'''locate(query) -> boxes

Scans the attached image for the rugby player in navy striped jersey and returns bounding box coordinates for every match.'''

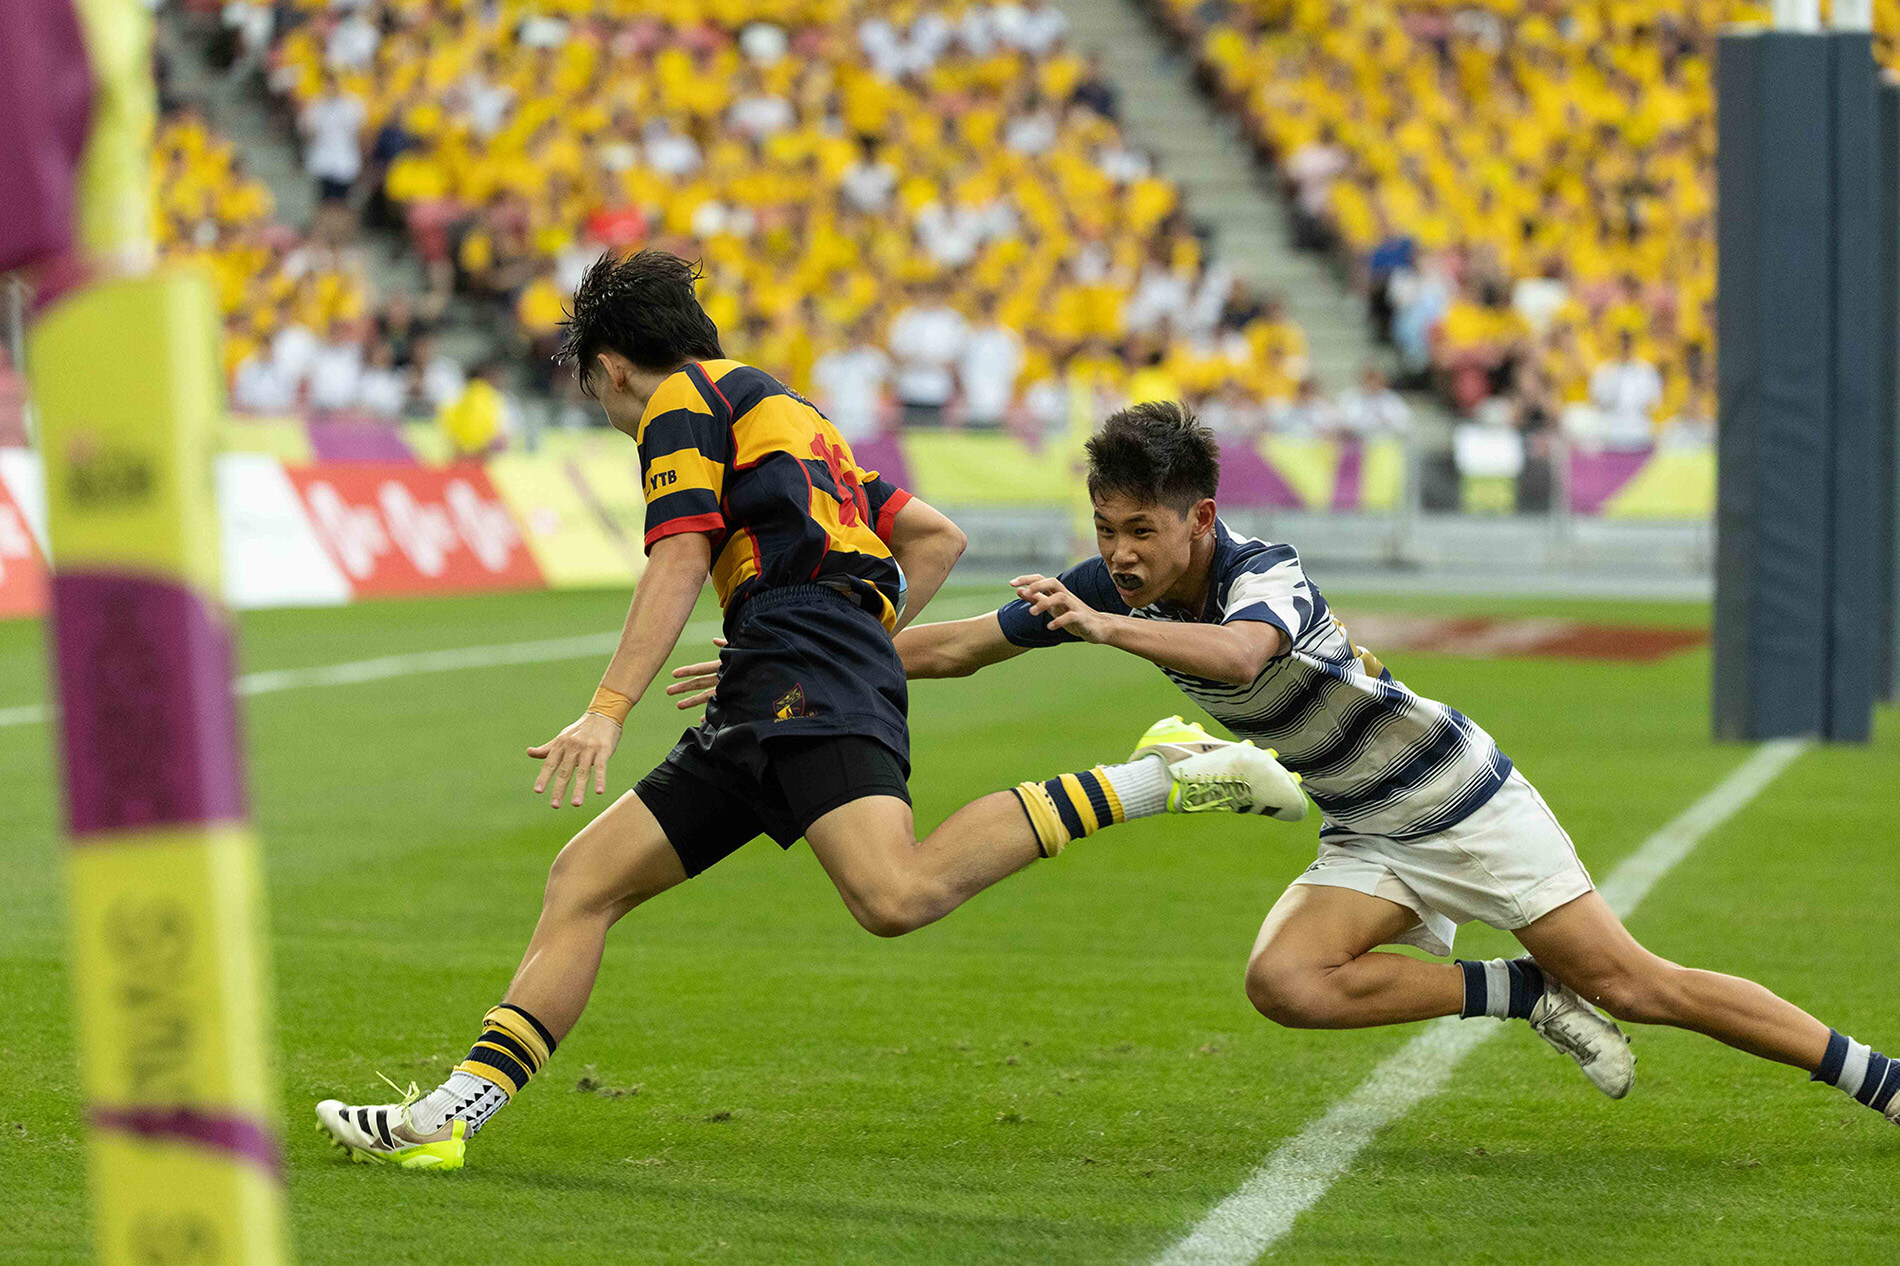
[887,400,1900,1127]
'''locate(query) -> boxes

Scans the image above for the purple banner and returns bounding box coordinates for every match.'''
[851,431,914,497]
[1217,441,1303,509]
[1332,439,1363,512]
[1567,448,1652,515]
[306,417,416,463]
[52,572,248,836]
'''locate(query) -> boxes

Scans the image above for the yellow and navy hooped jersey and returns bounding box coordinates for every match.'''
[638,359,912,631]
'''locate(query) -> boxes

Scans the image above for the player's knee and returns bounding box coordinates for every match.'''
[1245,956,1338,1028]
[543,837,651,922]
[847,881,945,938]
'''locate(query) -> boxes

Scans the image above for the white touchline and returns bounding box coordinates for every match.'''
[0,594,1004,731]
[1155,737,1814,1266]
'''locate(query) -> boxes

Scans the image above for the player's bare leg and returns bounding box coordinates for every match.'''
[1513,892,1900,1116]
[803,729,1310,937]
[504,790,689,1039]
[1242,884,1464,1027]
[317,789,688,1161]
[1245,883,1635,1096]
[1514,892,1833,1068]
[803,793,1043,936]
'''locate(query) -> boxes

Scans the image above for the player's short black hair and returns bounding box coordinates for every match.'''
[556,250,724,395]
[1085,400,1221,515]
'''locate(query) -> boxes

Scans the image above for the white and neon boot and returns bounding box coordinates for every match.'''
[1132,716,1308,822]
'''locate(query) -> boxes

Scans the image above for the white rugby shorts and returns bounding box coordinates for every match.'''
[1289,769,1593,956]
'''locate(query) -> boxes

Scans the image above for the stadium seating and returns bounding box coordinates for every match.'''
[1156,0,1756,439]
[258,0,1318,431]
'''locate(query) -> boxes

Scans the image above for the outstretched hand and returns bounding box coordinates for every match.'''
[528,710,623,808]
[1012,574,1113,643]
[664,637,728,715]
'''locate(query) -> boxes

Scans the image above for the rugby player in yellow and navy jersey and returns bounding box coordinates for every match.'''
[314,251,1305,1169]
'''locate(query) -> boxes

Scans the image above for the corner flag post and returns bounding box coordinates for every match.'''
[22,1,291,1261]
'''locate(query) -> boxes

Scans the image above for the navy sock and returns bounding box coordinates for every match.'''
[1457,958,1546,1020]
[1812,1029,1900,1113]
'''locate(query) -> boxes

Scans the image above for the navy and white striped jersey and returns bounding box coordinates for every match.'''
[995,520,1512,839]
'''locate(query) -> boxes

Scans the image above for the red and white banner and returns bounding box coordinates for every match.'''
[285,463,544,597]
[0,473,47,618]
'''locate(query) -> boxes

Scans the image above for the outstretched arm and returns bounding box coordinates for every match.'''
[529,530,713,807]
[1010,573,1284,686]
[894,612,1030,678]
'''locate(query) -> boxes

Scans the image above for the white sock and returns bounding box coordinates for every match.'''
[1097,754,1172,819]
[408,1070,509,1137]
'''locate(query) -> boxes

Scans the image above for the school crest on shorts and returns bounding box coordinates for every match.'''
[774,684,807,720]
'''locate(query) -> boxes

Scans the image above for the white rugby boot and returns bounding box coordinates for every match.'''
[1131,716,1308,822]
[316,1078,467,1170]
[1526,968,1636,1099]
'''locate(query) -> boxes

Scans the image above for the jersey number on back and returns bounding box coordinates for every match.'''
[811,435,869,528]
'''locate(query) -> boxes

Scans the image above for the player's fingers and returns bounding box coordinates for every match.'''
[676,686,715,710]
[527,742,551,760]
[532,741,564,792]
[1009,574,1047,588]
[571,753,590,806]
[710,636,728,649]
[594,756,608,796]
[548,751,576,807]
[671,659,721,680]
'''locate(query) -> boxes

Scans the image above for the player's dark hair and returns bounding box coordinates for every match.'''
[556,250,724,394]
[1085,400,1221,514]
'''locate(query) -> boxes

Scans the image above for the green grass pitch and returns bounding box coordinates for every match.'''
[3,585,1897,1263]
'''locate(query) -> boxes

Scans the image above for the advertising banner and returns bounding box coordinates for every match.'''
[285,463,544,597]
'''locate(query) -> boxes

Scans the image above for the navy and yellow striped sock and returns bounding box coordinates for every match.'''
[456,1002,557,1099]
[1812,1029,1900,1114]
[1011,767,1131,857]
[1457,958,1546,1020]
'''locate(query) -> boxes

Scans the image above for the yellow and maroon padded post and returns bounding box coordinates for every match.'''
[23,0,290,1261]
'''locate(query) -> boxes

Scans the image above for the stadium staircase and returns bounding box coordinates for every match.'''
[160,12,497,372]
[1049,0,1380,394]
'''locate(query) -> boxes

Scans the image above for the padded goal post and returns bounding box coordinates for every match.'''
[18,1,291,1262]
[1714,28,1890,741]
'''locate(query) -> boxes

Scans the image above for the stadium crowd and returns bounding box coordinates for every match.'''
[1151,0,1748,449]
[198,0,1366,440]
[154,104,475,424]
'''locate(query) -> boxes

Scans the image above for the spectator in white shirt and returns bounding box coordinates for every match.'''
[300,70,365,241]
[1123,241,1192,335]
[308,328,367,414]
[727,69,795,140]
[354,339,411,420]
[811,317,893,443]
[300,71,365,200]
[841,139,899,213]
[325,9,379,71]
[1512,255,1571,340]
[1335,364,1413,438]
[1271,377,1342,438]
[1585,330,1664,449]
[958,293,1024,427]
[461,51,515,139]
[409,331,467,414]
[642,120,701,178]
[232,350,298,414]
[269,318,320,390]
[888,282,969,426]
